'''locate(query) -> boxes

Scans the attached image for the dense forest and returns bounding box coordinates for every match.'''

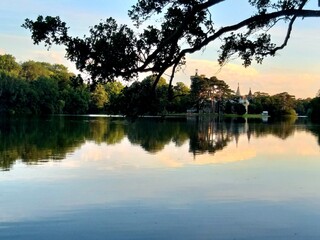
[0,53,319,120]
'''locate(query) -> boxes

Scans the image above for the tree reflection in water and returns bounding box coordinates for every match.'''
[0,115,319,170]
[189,117,233,156]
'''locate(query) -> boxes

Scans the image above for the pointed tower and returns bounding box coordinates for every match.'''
[236,83,241,97]
[247,88,253,101]
[235,132,239,147]
[190,69,199,82]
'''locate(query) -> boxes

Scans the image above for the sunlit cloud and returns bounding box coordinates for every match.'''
[172,57,261,94]
[172,56,320,98]
[169,16,320,99]
[255,71,320,98]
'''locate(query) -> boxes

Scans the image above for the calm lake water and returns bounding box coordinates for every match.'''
[0,115,320,240]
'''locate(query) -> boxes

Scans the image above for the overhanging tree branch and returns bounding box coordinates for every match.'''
[172,8,320,67]
[22,1,320,86]
[268,0,308,54]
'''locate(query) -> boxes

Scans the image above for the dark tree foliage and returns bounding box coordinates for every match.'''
[0,58,90,115]
[310,97,320,122]
[234,103,247,115]
[22,0,320,90]
[0,54,21,76]
[190,75,233,113]
[118,75,169,116]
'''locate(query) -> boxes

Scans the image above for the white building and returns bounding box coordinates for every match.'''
[235,83,250,114]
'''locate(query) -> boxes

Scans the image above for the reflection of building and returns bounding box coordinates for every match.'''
[233,118,252,146]
[235,83,251,114]
[189,118,233,157]
[188,117,254,157]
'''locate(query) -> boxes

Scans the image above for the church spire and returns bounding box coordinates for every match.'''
[236,83,241,96]
[248,88,252,98]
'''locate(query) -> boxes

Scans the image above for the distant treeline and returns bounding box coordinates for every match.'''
[0,54,319,120]
[0,54,191,115]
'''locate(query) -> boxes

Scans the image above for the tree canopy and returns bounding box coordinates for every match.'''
[0,54,21,76]
[22,0,320,90]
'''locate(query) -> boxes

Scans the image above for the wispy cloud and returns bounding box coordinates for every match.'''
[173,57,320,98]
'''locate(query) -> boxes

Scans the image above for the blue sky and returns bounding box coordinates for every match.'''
[0,0,320,98]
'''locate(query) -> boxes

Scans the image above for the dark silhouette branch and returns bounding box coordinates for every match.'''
[170,8,320,69]
[23,2,320,85]
[168,62,179,100]
[268,0,308,55]
[134,0,225,72]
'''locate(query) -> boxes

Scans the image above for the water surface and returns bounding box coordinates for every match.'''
[0,116,320,239]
